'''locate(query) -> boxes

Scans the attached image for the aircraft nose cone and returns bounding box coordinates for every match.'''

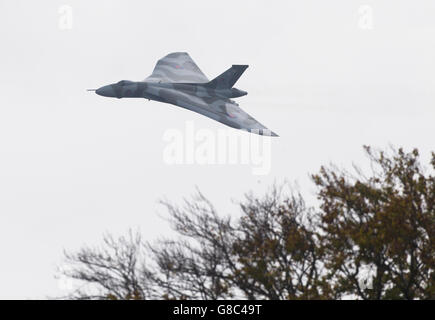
[95,85,114,97]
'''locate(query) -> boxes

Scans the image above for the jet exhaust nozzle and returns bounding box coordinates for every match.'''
[230,88,247,98]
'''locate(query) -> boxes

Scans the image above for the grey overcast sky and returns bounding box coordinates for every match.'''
[0,0,434,299]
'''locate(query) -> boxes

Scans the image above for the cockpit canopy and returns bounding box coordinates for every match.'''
[116,80,133,86]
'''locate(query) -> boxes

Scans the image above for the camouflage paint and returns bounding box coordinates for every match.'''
[94,52,278,136]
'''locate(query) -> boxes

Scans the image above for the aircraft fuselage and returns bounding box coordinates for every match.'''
[95,81,247,101]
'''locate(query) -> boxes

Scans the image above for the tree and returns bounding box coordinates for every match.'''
[312,146,435,299]
[61,186,324,299]
[60,146,435,299]
[149,187,325,299]
[61,231,149,300]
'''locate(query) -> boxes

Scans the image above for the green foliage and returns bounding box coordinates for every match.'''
[312,146,435,299]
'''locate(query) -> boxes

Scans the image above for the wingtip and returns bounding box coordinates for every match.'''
[248,129,280,137]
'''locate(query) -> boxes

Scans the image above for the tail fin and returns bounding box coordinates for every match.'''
[204,65,248,89]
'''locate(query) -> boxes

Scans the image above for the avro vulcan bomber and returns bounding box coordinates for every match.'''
[90,52,278,136]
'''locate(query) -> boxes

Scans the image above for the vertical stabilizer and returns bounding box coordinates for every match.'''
[204,65,248,89]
